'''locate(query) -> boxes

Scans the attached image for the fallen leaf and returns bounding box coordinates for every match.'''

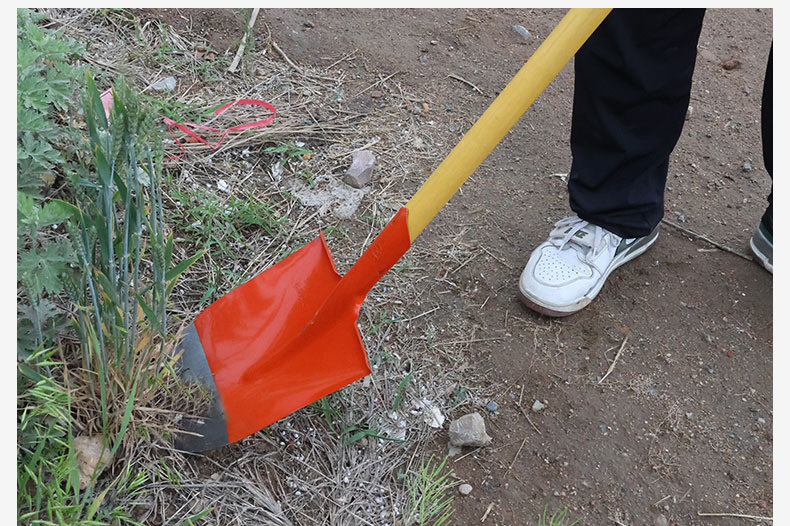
[39,172,55,185]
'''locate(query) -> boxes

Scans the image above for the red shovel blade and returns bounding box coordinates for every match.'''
[175,208,411,451]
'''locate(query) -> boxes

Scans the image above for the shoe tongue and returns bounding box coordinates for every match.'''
[564,225,596,250]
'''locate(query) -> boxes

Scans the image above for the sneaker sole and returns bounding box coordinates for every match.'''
[519,229,659,317]
[749,236,773,274]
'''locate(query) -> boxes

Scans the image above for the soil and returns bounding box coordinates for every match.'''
[153,8,773,525]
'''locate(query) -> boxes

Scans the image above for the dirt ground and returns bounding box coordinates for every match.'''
[258,8,773,525]
[77,7,773,525]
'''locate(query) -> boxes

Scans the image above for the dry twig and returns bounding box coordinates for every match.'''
[697,511,772,521]
[661,218,752,261]
[599,336,629,384]
[228,8,260,73]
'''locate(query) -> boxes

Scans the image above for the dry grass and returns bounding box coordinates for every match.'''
[44,7,489,525]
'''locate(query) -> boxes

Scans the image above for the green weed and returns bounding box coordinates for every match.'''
[539,506,580,526]
[403,455,456,526]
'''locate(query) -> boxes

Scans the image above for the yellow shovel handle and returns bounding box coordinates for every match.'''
[404,8,611,242]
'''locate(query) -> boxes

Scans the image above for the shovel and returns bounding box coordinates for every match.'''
[174,8,611,452]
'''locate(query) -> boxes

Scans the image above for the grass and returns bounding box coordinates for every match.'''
[32,7,477,525]
[539,506,580,526]
[403,455,456,526]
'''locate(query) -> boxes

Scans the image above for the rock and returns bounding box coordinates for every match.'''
[757,417,766,424]
[151,76,176,92]
[449,412,492,447]
[342,150,376,189]
[532,400,545,412]
[74,435,112,489]
[458,483,473,496]
[430,40,439,45]
[418,55,427,63]
[486,401,498,412]
[722,58,741,70]
[743,161,753,172]
[513,25,530,40]
[654,513,668,526]
[685,105,694,120]
[371,90,383,99]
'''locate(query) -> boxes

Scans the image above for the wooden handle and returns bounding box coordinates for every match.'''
[404,8,611,242]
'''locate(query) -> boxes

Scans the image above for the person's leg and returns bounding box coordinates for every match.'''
[761,45,773,233]
[519,8,706,316]
[751,44,773,273]
[568,8,706,238]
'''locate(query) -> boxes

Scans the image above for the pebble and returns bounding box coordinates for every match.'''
[513,25,530,40]
[419,55,427,63]
[686,105,694,120]
[743,161,753,172]
[486,401,499,412]
[722,58,741,70]
[458,483,473,496]
[532,400,545,412]
[449,412,492,447]
[430,40,439,45]
[343,150,376,188]
[151,76,176,92]
[654,513,668,526]
[371,90,383,99]
[757,417,766,424]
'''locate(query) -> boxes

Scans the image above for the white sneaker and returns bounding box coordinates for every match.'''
[519,216,659,316]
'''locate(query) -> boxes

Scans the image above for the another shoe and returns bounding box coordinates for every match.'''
[518,216,659,317]
[749,221,773,274]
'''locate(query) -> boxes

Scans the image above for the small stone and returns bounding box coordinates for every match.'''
[449,412,492,447]
[74,435,112,490]
[458,483,473,496]
[654,513,668,526]
[430,40,439,45]
[486,401,498,412]
[513,25,530,40]
[217,179,230,192]
[342,150,376,188]
[757,417,766,424]
[371,90,383,99]
[151,76,177,92]
[721,58,741,70]
[686,105,694,120]
[743,161,753,172]
[303,20,314,28]
[532,400,545,412]
[418,55,427,63]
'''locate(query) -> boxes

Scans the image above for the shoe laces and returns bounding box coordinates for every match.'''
[548,216,620,262]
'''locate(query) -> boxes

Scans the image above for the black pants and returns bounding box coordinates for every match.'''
[568,9,773,238]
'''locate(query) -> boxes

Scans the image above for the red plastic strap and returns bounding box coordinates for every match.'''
[163,98,276,160]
